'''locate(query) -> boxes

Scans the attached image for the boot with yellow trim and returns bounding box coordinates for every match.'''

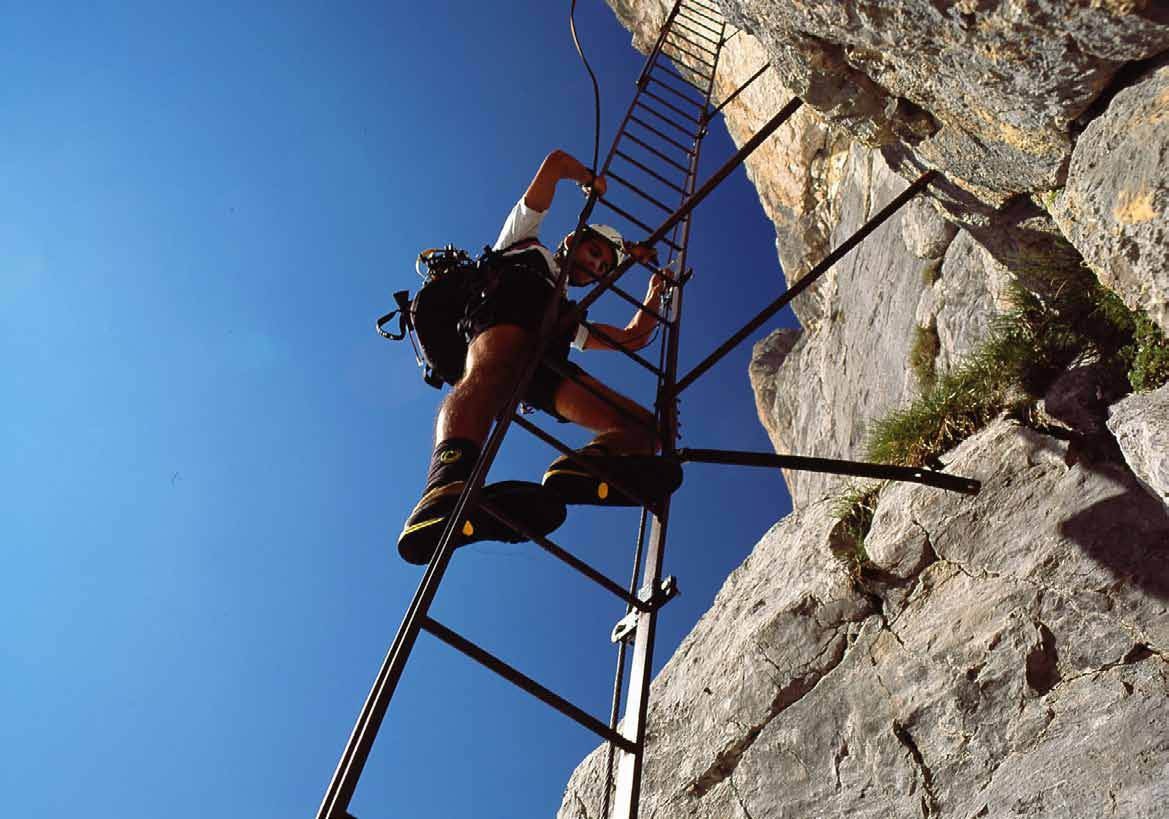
[541,433,682,507]
[397,439,566,565]
[396,480,567,565]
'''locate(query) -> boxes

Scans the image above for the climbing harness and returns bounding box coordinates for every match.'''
[320,3,981,819]
[376,242,552,389]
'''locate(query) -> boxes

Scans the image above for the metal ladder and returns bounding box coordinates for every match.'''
[318,3,979,817]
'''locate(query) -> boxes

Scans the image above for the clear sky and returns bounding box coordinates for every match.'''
[2,2,798,817]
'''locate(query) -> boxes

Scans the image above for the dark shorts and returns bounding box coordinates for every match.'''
[463,265,585,423]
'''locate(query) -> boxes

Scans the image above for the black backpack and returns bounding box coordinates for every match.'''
[377,242,551,389]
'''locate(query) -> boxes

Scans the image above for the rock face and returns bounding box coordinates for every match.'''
[1051,62,1169,334]
[559,420,1169,818]
[1108,384,1169,502]
[568,2,1169,816]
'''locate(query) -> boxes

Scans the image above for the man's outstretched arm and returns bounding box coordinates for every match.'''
[583,269,667,352]
[524,149,606,212]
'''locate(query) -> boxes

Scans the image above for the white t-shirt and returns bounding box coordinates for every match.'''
[492,198,589,350]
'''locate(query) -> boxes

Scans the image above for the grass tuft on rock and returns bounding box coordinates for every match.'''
[829,483,882,574]
[867,268,1167,468]
[910,320,941,393]
[921,257,943,286]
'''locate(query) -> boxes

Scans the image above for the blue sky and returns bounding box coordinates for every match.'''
[1,2,798,817]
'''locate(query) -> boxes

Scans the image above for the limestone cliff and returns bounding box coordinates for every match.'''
[559,2,1169,816]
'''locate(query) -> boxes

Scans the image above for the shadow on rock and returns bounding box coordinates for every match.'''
[1059,461,1169,601]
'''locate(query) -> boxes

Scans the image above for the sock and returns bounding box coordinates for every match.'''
[425,438,480,493]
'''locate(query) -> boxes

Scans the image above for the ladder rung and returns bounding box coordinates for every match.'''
[477,500,654,610]
[664,38,715,69]
[680,2,723,27]
[533,357,661,433]
[614,149,687,195]
[666,31,717,57]
[652,62,711,94]
[571,313,667,375]
[630,113,696,156]
[635,100,698,139]
[641,87,703,126]
[672,18,721,47]
[646,74,706,111]
[685,0,724,16]
[607,170,675,214]
[660,51,713,83]
[511,411,660,509]
[676,9,722,37]
[597,197,685,253]
[421,616,639,755]
[621,131,692,175]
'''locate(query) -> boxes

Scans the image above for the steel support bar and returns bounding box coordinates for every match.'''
[709,62,771,118]
[673,169,938,396]
[677,448,982,495]
[420,616,638,755]
[478,502,652,613]
[569,97,803,323]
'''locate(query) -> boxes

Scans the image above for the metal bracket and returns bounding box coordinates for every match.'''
[610,576,680,644]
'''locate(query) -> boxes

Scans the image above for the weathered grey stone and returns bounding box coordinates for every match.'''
[1108,383,1169,501]
[747,144,927,506]
[1051,63,1169,334]
[932,230,1013,374]
[720,0,1169,199]
[561,419,1169,818]
[557,497,876,818]
[901,195,958,260]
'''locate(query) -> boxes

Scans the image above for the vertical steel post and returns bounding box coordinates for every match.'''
[609,10,723,816]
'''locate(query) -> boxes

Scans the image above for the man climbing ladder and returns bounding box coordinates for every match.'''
[397,148,684,564]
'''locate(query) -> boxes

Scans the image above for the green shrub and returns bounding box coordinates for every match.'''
[867,261,1167,468]
[1126,314,1169,392]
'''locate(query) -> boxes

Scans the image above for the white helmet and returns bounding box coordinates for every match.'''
[561,224,624,265]
[584,224,625,260]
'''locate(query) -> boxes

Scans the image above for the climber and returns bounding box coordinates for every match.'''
[397,148,684,564]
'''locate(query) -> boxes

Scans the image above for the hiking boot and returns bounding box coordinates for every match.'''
[396,480,567,565]
[542,445,683,507]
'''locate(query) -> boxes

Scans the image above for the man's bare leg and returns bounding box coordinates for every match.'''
[436,324,535,446]
[551,372,657,454]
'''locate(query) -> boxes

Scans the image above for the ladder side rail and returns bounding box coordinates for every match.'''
[673,169,938,396]
[600,507,652,818]
[316,196,606,819]
[611,20,725,814]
